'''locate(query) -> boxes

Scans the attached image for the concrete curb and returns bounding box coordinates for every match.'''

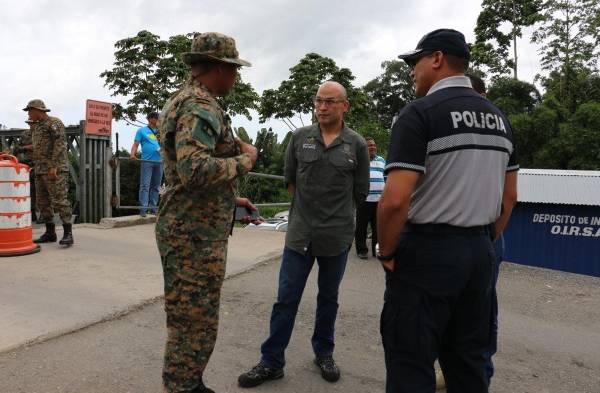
[0,251,283,355]
[98,215,157,228]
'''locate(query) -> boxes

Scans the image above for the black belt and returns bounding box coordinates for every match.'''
[404,223,493,235]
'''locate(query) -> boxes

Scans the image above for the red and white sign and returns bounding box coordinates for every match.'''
[85,99,113,136]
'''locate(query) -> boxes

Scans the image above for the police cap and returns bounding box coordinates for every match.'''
[398,28,470,64]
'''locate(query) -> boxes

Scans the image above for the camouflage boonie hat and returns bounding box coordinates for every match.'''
[23,99,50,112]
[182,32,251,67]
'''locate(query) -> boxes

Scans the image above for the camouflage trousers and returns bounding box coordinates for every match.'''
[156,234,227,393]
[35,171,72,224]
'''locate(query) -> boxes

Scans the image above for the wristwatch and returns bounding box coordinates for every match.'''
[375,243,394,261]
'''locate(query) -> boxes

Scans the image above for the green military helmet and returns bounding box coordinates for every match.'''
[23,99,50,112]
[182,32,251,67]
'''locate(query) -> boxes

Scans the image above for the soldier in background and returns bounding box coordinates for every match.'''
[23,99,73,246]
[156,32,258,393]
[13,120,38,222]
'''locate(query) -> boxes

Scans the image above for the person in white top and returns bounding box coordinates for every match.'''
[354,137,386,259]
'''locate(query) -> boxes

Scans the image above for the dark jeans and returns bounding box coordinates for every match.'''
[139,161,163,215]
[355,201,378,256]
[381,229,494,393]
[484,234,505,384]
[260,246,349,369]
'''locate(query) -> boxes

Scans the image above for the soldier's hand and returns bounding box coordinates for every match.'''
[235,197,257,211]
[249,216,265,225]
[235,138,258,165]
[235,197,263,225]
[47,168,58,180]
[129,154,138,161]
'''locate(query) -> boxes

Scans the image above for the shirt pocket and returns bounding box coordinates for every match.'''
[328,150,356,185]
[296,147,320,183]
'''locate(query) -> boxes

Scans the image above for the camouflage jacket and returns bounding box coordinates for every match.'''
[32,116,68,173]
[16,126,34,165]
[155,78,253,241]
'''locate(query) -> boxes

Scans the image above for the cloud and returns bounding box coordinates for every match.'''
[0,0,543,146]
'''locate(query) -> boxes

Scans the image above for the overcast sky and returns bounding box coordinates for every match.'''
[0,0,542,147]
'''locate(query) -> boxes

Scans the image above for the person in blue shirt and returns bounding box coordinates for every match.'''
[130,112,163,216]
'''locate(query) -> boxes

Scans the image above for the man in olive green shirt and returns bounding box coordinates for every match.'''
[239,81,369,388]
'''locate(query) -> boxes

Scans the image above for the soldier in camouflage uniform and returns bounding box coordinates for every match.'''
[13,120,38,221]
[156,32,258,393]
[23,99,73,245]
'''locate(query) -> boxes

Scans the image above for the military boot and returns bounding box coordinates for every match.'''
[34,223,57,243]
[59,224,74,246]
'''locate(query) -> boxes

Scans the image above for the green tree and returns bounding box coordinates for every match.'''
[472,0,543,79]
[531,0,600,112]
[235,128,290,205]
[101,30,259,125]
[553,101,600,169]
[235,126,252,143]
[487,77,542,115]
[542,68,600,113]
[363,60,415,129]
[259,53,362,131]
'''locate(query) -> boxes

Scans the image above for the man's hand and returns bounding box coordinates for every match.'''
[235,138,258,165]
[381,258,395,272]
[47,167,58,180]
[129,154,138,160]
[235,197,264,225]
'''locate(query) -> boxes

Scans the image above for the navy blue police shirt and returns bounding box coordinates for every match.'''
[385,76,519,227]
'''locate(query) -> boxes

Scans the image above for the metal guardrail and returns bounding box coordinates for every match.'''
[114,157,290,211]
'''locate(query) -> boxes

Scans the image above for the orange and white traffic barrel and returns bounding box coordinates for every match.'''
[0,153,40,256]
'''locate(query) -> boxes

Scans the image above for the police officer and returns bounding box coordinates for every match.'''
[156,32,258,393]
[23,99,74,246]
[376,29,518,393]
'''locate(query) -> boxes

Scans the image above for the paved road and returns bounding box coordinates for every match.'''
[0,224,285,353]
[1,254,599,393]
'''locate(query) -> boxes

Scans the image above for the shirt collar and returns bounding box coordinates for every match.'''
[427,76,472,96]
[309,122,353,146]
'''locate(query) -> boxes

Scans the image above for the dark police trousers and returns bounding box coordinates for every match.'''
[381,224,494,393]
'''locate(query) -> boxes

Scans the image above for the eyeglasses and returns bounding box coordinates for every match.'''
[313,97,346,107]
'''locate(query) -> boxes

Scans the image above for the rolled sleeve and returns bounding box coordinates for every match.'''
[385,104,428,174]
[507,144,519,172]
[284,134,297,186]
